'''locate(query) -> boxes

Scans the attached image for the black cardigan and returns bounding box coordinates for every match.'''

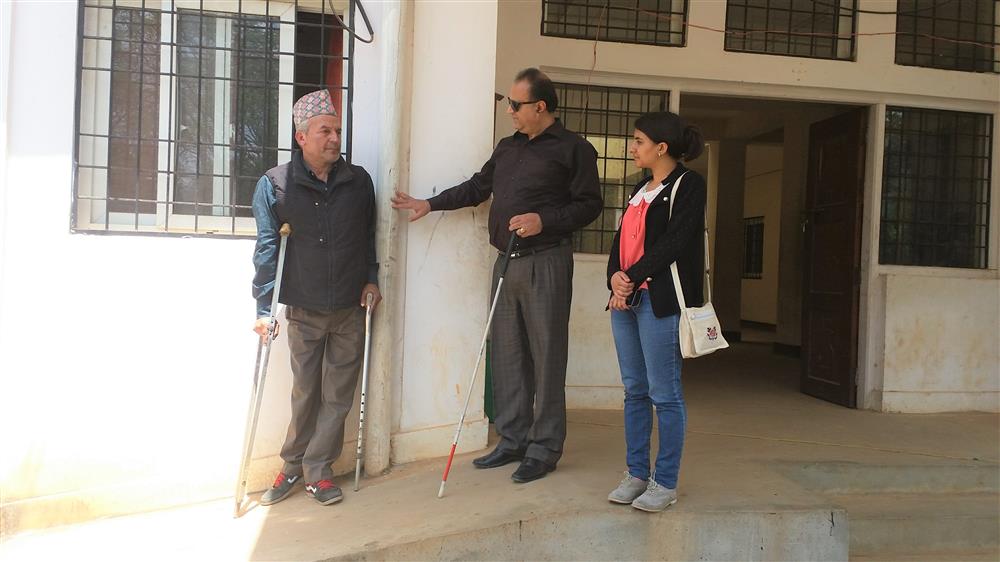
[606,164,707,318]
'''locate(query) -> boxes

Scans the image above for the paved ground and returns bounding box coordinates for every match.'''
[2,344,997,560]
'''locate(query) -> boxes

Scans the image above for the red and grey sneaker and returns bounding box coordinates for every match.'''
[305,479,343,506]
[260,472,300,506]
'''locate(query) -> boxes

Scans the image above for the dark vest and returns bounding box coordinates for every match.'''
[266,152,374,311]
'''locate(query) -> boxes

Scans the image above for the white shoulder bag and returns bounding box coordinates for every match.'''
[668,173,729,358]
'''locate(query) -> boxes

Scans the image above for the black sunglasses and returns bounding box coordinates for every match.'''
[507,97,539,112]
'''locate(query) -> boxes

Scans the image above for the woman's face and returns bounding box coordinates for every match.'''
[629,129,666,170]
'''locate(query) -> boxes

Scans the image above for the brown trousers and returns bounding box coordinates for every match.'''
[279,305,364,483]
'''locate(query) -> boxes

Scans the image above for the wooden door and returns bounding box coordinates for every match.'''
[801,108,867,407]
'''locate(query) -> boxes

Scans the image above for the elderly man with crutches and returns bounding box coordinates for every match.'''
[247,89,380,508]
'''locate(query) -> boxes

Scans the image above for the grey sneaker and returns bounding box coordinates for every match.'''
[260,472,300,506]
[608,472,648,504]
[305,479,343,506]
[631,480,677,512]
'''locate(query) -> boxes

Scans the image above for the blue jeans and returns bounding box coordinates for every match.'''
[610,290,686,488]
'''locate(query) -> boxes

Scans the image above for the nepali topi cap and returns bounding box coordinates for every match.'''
[293,89,338,128]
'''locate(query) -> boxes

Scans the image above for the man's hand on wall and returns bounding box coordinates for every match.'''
[390,191,431,222]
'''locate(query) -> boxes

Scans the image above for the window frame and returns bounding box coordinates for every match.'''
[551,81,670,255]
[894,0,1000,74]
[722,0,858,62]
[71,0,354,237]
[742,215,765,279]
[878,106,993,270]
[540,0,690,49]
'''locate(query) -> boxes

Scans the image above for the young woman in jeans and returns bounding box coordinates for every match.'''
[605,111,706,512]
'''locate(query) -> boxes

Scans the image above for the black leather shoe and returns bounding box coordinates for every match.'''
[511,458,555,483]
[472,447,525,469]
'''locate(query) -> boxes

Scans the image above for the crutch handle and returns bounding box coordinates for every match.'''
[279,223,292,237]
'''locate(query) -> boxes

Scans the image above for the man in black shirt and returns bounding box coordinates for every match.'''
[392,68,601,483]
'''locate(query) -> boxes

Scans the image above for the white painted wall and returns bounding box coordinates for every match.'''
[566,255,621,409]
[0,0,389,531]
[881,274,1000,413]
[390,0,498,463]
[741,144,782,325]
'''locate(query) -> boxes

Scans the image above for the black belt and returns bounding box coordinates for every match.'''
[498,238,570,260]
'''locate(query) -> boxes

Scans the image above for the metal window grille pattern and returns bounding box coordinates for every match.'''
[74,0,356,236]
[880,107,992,269]
[554,83,669,255]
[541,0,688,47]
[724,0,856,60]
[895,0,999,73]
[742,216,764,279]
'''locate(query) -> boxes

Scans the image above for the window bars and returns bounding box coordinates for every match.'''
[724,0,857,61]
[74,0,356,236]
[880,107,992,269]
[895,0,999,73]
[742,216,764,279]
[542,0,687,47]
[553,83,669,255]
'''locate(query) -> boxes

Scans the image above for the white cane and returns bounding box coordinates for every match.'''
[234,223,291,518]
[437,232,518,498]
[354,292,375,491]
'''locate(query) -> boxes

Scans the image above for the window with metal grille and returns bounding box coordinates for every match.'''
[541,0,687,47]
[724,0,856,60]
[742,216,764,279]
[553,83,669,255]
[880,107,992,269]
[895,0,999,73]
[74,0,355,236]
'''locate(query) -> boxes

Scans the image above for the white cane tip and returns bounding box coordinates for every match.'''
[437,483,446,498]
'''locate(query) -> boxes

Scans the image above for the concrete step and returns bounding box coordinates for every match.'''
[832,493,999,557]
[852,548,1000,561]
[777,462,1000,495]
[326,507,849,561]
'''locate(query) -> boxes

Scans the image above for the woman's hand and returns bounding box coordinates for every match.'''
[608,294,629,311]
[610,271,634,298]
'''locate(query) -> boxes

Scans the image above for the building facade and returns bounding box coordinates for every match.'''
[1,0,996,533]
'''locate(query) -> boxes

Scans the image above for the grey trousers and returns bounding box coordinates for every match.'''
[280,305,364,483]
[490,242,573,466]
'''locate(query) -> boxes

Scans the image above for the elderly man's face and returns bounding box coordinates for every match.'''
[506,80,544,134]
[296,114,342,167]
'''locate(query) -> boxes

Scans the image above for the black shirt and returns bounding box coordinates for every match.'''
[427,120,602,251]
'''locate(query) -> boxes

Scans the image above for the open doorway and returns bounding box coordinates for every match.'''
[681,94,868,408]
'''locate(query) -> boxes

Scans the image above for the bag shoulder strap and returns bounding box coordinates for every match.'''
[667,171,713,310]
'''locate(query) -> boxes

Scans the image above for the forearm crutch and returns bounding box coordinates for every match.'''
[437,232,518,499]
[234,223,291,518]
[353,291,375,492]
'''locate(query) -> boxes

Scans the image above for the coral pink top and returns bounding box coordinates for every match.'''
[619,181,668,291]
